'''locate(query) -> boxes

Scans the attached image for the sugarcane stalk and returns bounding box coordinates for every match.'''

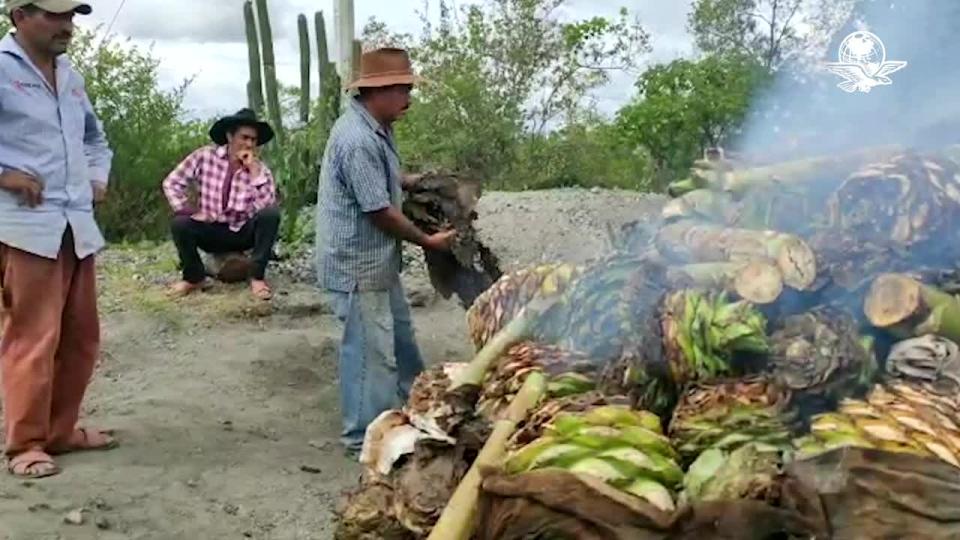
[449,310,537,392]
[428,372,546,540]
[254,0,284,142]
[297,13,311,124]
[675,145,903,195]
[655,221,817,290]
[865,274,960,342]
[667,260,784,304]
[243,0,264,115]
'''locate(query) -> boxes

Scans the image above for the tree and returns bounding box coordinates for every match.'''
[0,20,208,240]
[688,0,806,70]
[616,53,771,185]
[363,0,652,184]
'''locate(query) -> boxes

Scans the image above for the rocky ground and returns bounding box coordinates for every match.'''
[0,188,665,540]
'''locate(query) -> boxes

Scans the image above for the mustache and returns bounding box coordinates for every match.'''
[54,32,73,40]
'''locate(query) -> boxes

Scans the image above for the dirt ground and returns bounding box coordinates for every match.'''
[0,188,664,540]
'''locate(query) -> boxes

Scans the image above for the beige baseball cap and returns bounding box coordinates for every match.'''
[5,0,92,15]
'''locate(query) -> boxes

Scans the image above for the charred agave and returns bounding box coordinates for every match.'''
[768,309,877,417]
[669,375,795,464]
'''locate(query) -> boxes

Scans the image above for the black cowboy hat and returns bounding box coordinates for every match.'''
[209,108,275,146]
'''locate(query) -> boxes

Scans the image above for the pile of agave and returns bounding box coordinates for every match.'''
[335,146,960,540]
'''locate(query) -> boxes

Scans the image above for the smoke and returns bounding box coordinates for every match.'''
[731,0,960,162]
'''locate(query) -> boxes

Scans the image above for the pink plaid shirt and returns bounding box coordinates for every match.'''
[162,145,278,232]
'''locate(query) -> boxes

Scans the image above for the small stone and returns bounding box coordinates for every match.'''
[95,516,112,530]
[223,503,239,515]
[91,497,112,511]
[299,465,322,474]
[308,440,331,451]
[28,503,50,512]
[64,509,85,525]
[186,479,199,488]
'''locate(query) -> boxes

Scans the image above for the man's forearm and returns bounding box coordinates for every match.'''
[369,207,431,246]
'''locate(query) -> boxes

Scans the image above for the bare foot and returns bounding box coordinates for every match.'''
[168,279,210,298]
[251,279,272,301]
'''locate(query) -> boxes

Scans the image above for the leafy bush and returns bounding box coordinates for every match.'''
[365,0,653,190]
[0,19,211,241]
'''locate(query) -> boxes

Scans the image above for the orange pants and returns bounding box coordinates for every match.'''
[0,229,100,457]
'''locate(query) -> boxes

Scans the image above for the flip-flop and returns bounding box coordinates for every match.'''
[49,427,118,455]
[7,449,61,479]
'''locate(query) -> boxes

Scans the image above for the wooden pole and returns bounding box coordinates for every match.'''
[428,372,546,540]
[334,0,355,111]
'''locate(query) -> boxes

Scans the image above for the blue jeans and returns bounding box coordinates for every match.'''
[327,282,425,451]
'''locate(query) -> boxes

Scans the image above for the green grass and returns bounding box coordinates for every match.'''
[97,242,276,326]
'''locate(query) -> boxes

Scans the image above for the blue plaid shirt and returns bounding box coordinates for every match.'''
[0,33,113,260]
[315,97,403,292]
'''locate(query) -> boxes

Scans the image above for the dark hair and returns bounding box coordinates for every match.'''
[226,123,258,138]
[10,4,41,27]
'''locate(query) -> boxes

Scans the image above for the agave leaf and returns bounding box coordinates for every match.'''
[596,447,684,487]
[566,457,630,485]
[580,405,663,433]
[683,448,725,498]
[625,478,676,514]
[504,436,564,473]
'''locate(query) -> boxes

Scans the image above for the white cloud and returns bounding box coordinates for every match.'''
[75,0,695,120]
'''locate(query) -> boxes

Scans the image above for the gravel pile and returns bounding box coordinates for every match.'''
[275,187,668,299]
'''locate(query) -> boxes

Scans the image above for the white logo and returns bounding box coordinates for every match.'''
[824,30,907,93]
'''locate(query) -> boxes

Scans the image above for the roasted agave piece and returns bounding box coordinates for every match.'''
[886,334,960,391]
[475,342,601,421]
[466,263,581,349]
[795,380,960,469]
[502,402,681,514]
[769,310,876,413]
[669,375,794,463]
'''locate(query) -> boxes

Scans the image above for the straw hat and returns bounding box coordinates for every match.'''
[347,47,422,90]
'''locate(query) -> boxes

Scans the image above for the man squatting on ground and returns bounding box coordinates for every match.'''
[162,108,281,301]
[0,0,119,479]
[316,47,456,455]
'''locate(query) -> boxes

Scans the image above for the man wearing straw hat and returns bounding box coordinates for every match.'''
[316,48,455,456]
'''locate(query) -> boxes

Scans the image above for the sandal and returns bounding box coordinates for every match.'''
[49,427,118,455]
[251,280,273,301]
[7,449,61,479]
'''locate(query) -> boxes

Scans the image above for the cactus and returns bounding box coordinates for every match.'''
[297,14,310,124]
[243,0,264,115]
[351,39,362,81]
[254,0,284,142]
[315,10,341,131]
[315,10,330,89]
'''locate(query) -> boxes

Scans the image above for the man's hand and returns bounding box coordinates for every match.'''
[191,211,213,223]
[238,149,261,177]
[92,182,107,205]
[401,173,423,192]
[0,170,43,208]
[423,229,456,251]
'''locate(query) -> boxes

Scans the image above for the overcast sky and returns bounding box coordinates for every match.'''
[73,1,695,120]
